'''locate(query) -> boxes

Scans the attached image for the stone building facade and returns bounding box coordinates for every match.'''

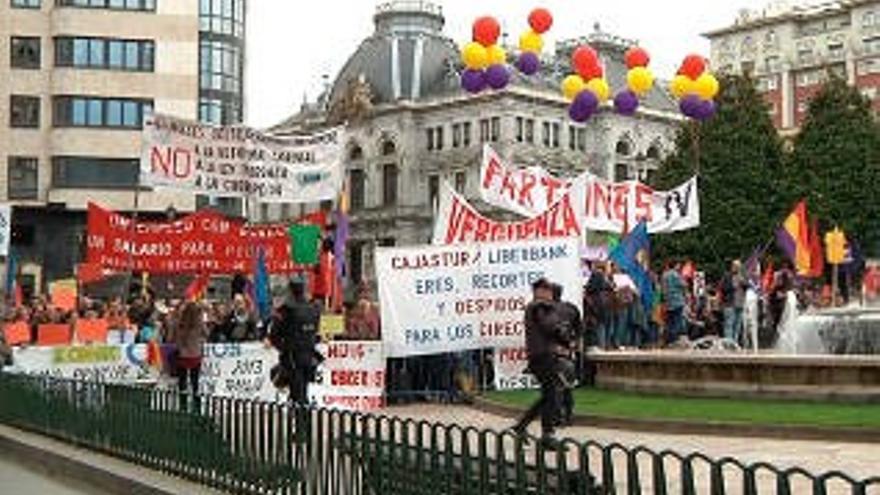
[269,2,682,285]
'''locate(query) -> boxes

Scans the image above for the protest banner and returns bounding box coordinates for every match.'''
[493,347,539,391]
[36,324,71,346]
[11,344,158,383]
[0,204,10,257]
[310,341,385,411]
[141,114,344,203]
[3,322,30,346]
[199,343,279,401]
[75,319,110,344]
[49,279,78,311]
[86,203,301,274]
[376,238,582,357]
[437,173,699,244]
[480,145,570,218]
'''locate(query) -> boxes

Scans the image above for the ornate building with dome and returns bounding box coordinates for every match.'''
[268,1,682,285]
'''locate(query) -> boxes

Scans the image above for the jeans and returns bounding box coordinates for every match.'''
[514,355,563,435]
[724,307,743,345]
[666,307,685,343]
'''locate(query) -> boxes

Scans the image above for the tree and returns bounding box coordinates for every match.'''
[787,77,880,258]
[652,75,788,278]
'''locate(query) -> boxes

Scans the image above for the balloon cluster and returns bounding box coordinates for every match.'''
[560,45,609,122]
[460,17,509,93]
[669,54,719,121]
[515,8,553,76]
[614,47,654,117]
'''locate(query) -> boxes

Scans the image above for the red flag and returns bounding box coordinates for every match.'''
[184,273,211,301]
[762,260,775,293]
[77,263,104,285]
[808,218,824,278]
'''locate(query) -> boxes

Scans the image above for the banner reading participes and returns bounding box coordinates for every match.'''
[141,114,344,203]
[376,238,582,357]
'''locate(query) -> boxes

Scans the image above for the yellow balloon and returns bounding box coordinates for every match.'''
[461,42,489,70]
[519,30,543,54]
[695,73,720,100]
[670,75,696,99]
[586,78,611,103]
[627,67,655,95]
[561,74,586,101]
[487,44,507,65]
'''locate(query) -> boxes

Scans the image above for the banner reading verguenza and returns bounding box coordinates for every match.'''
[375,238,582,357]
[141,114,344,203]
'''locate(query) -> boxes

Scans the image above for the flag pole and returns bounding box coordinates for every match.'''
[125,185,141,304]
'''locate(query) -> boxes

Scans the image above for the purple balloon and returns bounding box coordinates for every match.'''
[485,64,510,90]
[679,95,702,119]
[695,99,717,121]
[569,90,599,123]
[614,90,640,116]
[461,69,486,94]
[516,52,541,76]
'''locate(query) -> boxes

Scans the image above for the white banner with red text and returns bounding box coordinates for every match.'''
[436,174,699,245]
[493,347,539,390]
[480,145,571,218]
[141,114,344,203]
[10,341,385,412]
[375,238,582,357]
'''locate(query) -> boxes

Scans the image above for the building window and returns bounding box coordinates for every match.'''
[568,125,576,150]
[454,171,466,194]
[428,174,439,207]
[551,123,560,148]
[348,241,364,286]
[348,144,363,161]
[200,0,246,38]
[259,203,270,222]
[857,58,880,75]
[797,100,809,114]
[615,163,629,181]
[350,169,365,211]
[864,11,876,28]
[56,0,156,11]
[199,98,239,125]
[11,0,40,7]
[516,117,524,142]
[827,42,845,59]
[542,122,550,147]
[200,39,243,94]
[864,36,880,54]
[426,128,434,151]
[490,117,500,142]
[7,157,38,200]
[382,164,398,206]
[52,156,139,189]
[452,123,461,148]
[479,118,490,142]
[764,30,777,47]
[11,37,41,69]
[525,119,534,143]
[462,122,472,147]
[758,76,778,91]
[765,55,781,73]
[378,238,396,247]
[10,95,40,128]
[280,203,291,220]
[55,37,154,71]
[435,127,444,151]
[646,145,660,160]
[54,96,152,129]
[577,128,586,152]
[616,139,632,157]
[381,140,396,156]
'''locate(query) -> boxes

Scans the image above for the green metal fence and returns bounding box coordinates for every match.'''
[0,374,877,494]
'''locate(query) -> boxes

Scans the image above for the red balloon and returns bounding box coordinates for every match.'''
[625,47,650,69]
[473,16,501,47]
[678,54,707,79]
[528,8,553,34]
[572,45,601,79]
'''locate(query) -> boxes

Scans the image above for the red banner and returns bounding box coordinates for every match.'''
[86,203,301,274]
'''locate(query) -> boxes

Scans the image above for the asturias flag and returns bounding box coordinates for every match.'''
[610,221,653,312]
[776,200,812,276]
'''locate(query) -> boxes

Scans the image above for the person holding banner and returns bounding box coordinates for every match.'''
[168,301,208,409]
[513,278,567,444]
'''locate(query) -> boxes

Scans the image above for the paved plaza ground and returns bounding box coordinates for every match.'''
[390,403,880,485]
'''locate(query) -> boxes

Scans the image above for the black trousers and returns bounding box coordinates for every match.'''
[514,355,562,435]
[178,367,200,409]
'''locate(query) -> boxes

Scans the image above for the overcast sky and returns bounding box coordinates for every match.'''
[245,0,775,128]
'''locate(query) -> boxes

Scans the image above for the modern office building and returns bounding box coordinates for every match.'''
[0,0,246,290]
[271,1,682,286]
[705,0,880,132]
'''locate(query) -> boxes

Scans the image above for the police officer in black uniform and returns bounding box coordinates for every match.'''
[270,276,322,404]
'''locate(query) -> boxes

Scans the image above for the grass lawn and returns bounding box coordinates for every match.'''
[484,389,880,430]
